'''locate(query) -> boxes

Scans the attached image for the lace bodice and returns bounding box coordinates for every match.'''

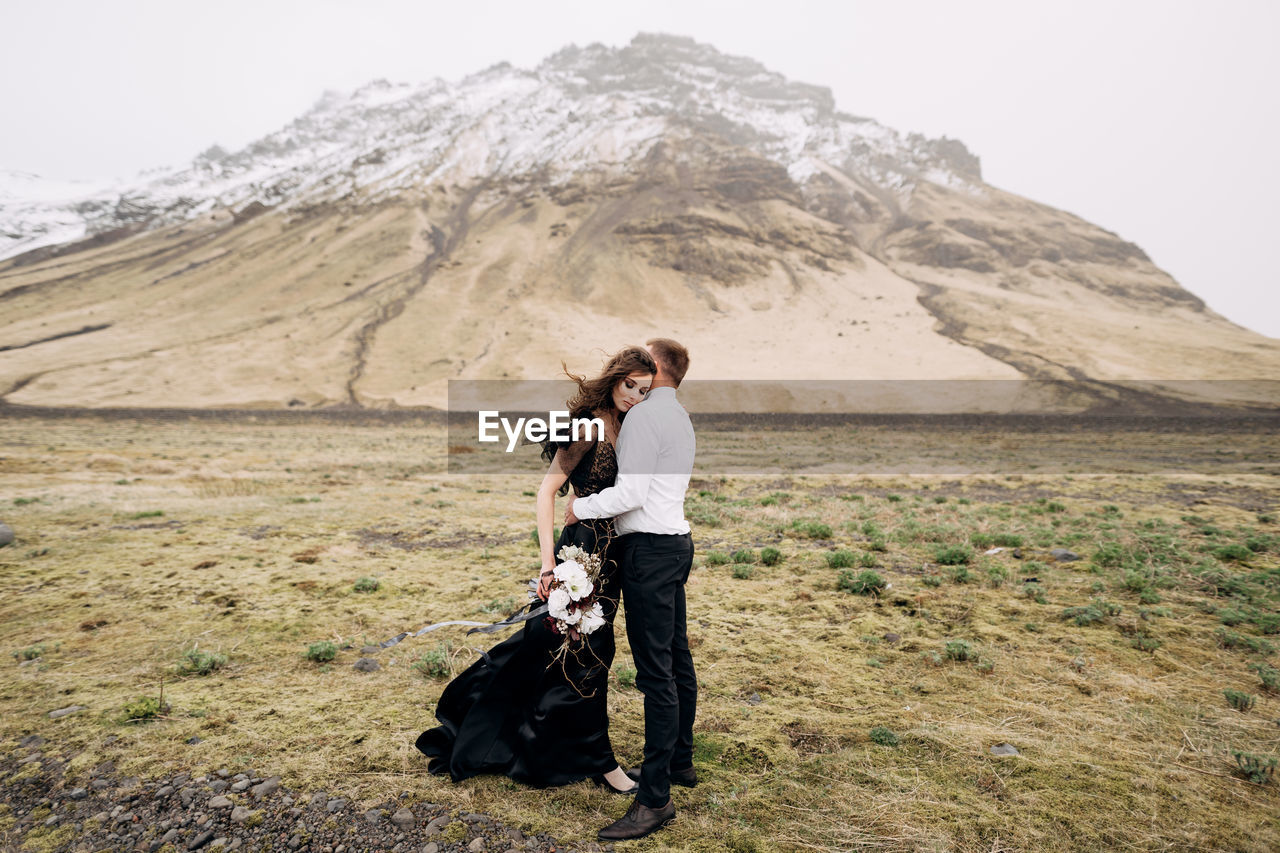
[553,438,617,498]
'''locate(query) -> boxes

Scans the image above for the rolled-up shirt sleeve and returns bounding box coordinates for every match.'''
[573,406,659,520]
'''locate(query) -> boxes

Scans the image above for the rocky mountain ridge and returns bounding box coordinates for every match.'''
[0,34,977,265]
[0,33,1275,411]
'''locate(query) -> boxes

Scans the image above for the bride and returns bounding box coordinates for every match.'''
[416,346,657,794]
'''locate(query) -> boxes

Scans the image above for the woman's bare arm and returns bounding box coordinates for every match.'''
[535,458,570,600]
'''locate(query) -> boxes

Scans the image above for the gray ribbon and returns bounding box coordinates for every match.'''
[379,602,549,649]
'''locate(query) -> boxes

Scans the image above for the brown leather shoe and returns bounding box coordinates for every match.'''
[597,798,676,841]
[624,765,698,788]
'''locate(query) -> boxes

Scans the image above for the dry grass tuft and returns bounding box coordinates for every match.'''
[188,477,270,498]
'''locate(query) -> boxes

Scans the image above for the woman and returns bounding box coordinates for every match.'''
[416,346,657,795]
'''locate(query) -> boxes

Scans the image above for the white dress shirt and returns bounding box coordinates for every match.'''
[572,386,695,535]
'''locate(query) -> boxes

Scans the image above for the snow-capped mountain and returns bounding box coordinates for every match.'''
[1,33,1275,411]
[0,34,977,263]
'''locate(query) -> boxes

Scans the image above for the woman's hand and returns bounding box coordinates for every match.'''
[537,563,556,601]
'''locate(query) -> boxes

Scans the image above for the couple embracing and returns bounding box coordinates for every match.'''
[416,338,697,841]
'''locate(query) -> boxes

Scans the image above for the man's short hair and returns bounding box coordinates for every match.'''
[646,338,690,387]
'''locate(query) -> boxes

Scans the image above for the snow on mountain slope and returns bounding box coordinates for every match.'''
[0,34,978,262]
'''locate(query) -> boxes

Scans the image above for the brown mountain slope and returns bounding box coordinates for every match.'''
[0,135,1275,412]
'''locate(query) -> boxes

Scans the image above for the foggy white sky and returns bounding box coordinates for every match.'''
[4,0,1277,338]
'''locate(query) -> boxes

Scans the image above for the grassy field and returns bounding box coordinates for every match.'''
[1,412,1278,851]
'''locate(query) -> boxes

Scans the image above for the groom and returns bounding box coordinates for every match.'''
[566,337,697,841]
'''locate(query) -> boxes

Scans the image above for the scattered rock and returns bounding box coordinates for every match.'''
[0,748,562,853]
[209,779,229,793]
[50,701,88,717]
[230,780,250,792]
[186,736,203,745]
[1050,548,1080,563]
[353,657,381,672]
[0,523,13,547]
[746,692,763,705]
[250,776,280,798]
[883,633,900,644]
[360,645,380,655]
[990,743,1021,757]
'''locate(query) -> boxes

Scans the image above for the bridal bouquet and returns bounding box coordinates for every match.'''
[541,544,607,643]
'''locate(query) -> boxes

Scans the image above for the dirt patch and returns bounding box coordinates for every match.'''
[352,525,522,551]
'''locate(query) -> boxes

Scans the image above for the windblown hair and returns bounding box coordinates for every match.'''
[563,346,657,419]
[646,337,690,386]
[540,346,657,481]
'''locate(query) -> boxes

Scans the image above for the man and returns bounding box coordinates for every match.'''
[565,337,697,841]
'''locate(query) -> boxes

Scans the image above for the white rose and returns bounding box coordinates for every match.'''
[578,602,606,634]
[554,561,594,601]
[547,587,572,621]
[555,555,586,581]
[564,577,594,602]
[557,545,587,564]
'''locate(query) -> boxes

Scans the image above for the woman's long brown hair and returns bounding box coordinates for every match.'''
[540,346,657,485]
[563,345,657,420]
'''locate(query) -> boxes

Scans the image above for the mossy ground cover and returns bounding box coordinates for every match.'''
[1,415,1278,851]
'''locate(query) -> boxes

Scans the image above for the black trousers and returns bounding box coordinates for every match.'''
[620,531,696,807]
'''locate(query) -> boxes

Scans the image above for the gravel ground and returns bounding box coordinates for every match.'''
[0,736,612,853]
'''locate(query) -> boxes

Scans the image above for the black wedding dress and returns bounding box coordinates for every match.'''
[415,437,623,786]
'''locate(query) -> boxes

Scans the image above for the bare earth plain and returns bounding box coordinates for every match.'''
[1,411,1279,852]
